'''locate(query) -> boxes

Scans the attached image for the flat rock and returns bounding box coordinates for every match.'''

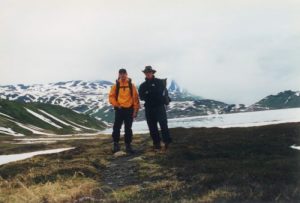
[113,151,127,157]
[128,156,144,162]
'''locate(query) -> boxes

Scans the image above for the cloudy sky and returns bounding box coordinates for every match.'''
[0,0,299,104]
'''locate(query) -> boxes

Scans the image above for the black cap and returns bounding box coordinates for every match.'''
[119,68,127,74]
[142,66,156,73]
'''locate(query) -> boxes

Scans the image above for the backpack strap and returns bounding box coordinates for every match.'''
[128,78,133,97]
[115,79,120,101]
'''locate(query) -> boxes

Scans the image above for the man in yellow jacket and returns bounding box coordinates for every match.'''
[109,69,140,153]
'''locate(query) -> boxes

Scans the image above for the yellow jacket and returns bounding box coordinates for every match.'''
[109,79,140,112]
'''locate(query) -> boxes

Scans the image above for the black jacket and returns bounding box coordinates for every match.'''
[139,77,165,108]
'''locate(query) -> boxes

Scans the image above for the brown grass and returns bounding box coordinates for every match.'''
[0,123,299,202]
[0,176,99,203]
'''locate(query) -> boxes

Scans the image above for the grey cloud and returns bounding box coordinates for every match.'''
[0,0,299,104]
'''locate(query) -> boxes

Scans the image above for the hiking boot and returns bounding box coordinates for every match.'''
[164,143,170,150]
[112,142,120,153]
[164,140,172,150]
[153,143,161,152]
[125,143,135,154]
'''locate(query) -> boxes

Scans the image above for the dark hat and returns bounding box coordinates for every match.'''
[142,66,156,73]
[119,68,127,74]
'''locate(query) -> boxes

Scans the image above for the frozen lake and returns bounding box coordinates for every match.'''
[102,108,300,134]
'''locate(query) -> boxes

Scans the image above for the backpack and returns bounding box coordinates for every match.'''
[115,78,133,101]
[161,79,171,105]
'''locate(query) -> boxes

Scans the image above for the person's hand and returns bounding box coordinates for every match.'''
[132,111,138,118]
[115,103,121,109]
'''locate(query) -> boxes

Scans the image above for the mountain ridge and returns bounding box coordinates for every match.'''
[0,80,299,123]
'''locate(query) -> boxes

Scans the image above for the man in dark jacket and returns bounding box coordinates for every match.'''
[139,66,172,150]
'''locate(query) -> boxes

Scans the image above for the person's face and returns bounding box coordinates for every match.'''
[145,71,154,79]
[119,73,128,80]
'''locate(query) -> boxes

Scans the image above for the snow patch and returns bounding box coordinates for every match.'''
[15,137,96,144]
[284,96,291,104]
[290,145,300,150]
[26,108,62,129]
[66,120,97,131]
[0,127,24,136]
[38,109,81,131]
[0,147,75,166]
[0,112,14,119]
[14,122,54,135]
[38,109,70,126]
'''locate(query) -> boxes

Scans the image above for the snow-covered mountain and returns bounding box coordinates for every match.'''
[1,80,299,123]
[167,80,202,101]
[0,79,231,122]
[0,80,112,112]
[0,80,113,120]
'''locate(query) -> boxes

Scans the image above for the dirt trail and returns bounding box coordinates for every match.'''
[103,153,141,189]
[102,140,149,190]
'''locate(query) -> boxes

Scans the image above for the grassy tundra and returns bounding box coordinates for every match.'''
[0,122,299,202]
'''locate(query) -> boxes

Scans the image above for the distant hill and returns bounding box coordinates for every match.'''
[248,90,300,111]
[0,99,106,136]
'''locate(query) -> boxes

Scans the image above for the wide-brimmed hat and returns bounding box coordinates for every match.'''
[142,66,156,73]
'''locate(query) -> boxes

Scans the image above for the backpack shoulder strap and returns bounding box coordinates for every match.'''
[115,79,120,101]
[128,78,133,97]
[156,78,166,90]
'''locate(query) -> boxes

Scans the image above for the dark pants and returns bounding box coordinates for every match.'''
[112,107,134,144]
[145,105,172,145]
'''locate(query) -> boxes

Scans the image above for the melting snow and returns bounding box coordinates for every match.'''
[0,112,14,119]
[38,109,70,126]
[26,108,62,129]
[0,127,24,136]
[0,147,75,166]
[14,137,97,144]
[14,122,54,135]
[0,114,51,135]
[290,145,300,150]
[66,120,98,131]
[38,109,81,131]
